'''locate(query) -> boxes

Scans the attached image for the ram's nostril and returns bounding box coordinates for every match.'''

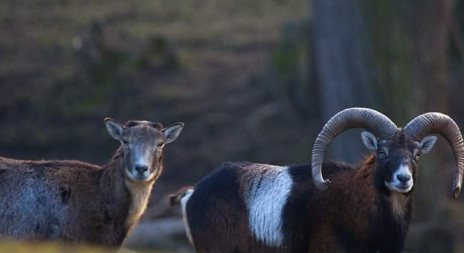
[396,174,411,183]
[135,165,148,173]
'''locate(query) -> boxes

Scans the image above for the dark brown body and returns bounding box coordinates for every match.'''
[185,157,411,253]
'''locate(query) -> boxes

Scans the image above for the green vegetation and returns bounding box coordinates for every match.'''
[0,240,175,253]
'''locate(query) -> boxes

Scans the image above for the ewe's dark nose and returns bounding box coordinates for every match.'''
[135,165,149,174]
[397,174,411,183]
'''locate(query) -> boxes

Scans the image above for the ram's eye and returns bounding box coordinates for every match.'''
[413,149,420,161]
[378,149,387,158]
[157,142,165,148]
[122,140,129,146]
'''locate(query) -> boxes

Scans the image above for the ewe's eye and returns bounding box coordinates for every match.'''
[122,140,129,146]
[157,142,165,148]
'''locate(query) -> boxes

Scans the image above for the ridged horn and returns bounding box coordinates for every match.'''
[404,113,464,199]
[311,108,398,191]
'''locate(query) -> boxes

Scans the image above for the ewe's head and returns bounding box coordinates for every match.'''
[361,130,436,194]
[105,118,184,182]
[311,108,464,198]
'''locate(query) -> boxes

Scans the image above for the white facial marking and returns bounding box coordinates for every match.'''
[385,163,413,193]
[135,147,150,168]
[245,166,292,247]
[125,168,156,182]
[180,189,194,245]
[135,160,149,168]
[128,146,152,180]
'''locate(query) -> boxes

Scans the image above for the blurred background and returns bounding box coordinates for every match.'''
[1,0,464,252]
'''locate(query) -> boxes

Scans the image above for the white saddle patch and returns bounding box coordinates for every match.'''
[180,189,194,245]
[245,166,293,247]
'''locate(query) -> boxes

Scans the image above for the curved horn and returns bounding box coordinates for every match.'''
[311,108,398,191]
[404,113,464,199]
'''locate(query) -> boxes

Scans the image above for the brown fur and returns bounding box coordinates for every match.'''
[305,154,412,252]
[322,157,378,243]
[178,132,419,253]
[169,186,194,207]
[183,157,412,252]
[0,120,181,247]
[389,193,409,218]
[306,223,339,252]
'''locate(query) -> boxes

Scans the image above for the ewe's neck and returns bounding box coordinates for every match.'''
[100,155,156,231]
[124,173,155,229]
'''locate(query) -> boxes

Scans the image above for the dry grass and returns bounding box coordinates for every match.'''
[0,240,120,253]
[0,240,178,253]
[0,0,308,78]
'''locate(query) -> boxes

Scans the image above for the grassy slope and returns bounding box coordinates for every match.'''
[0,0,307,79]
[0,240,172,253]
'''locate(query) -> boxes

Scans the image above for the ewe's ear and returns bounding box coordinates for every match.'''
[361,131,378,151]
[105,118,124,141]
[163,122,184,144]
[418,136,437,155]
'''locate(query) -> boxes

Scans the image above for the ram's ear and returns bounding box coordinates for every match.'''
[418,136,437,155]
[361,131,378,151]
[105,118,124,141]
[163,122,184,144]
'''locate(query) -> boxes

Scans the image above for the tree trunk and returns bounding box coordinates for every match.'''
[414,0,452,113]
[311,0,377,163]
[412,0,454,224]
